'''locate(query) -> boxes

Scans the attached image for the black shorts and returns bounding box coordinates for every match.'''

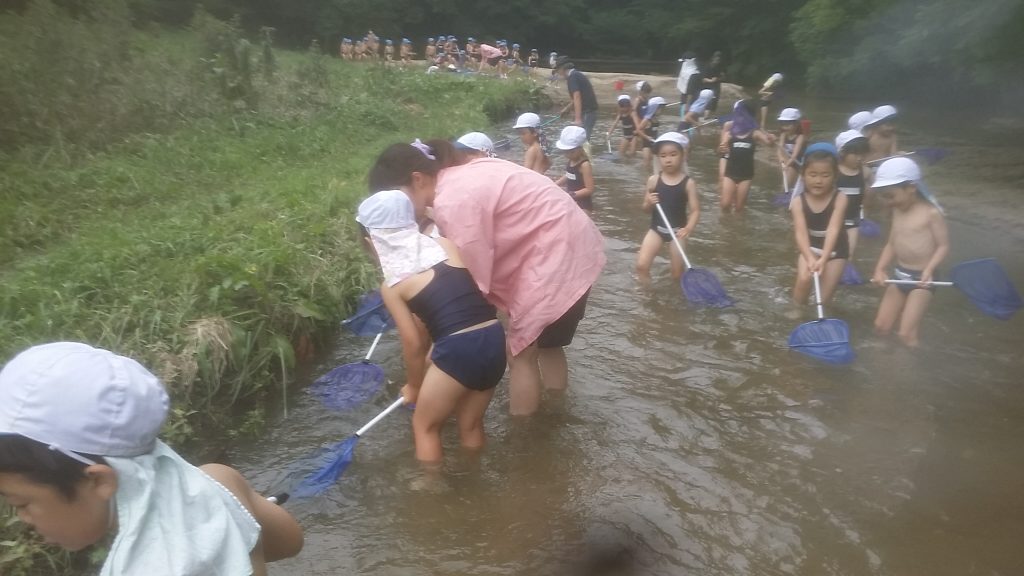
[487,56,501,67]
[432,323,506,391]
[536,290,590,348]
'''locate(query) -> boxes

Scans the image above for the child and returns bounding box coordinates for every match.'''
[511,43,523,71]
[790,143,850,306]
[776,107,806,192]
[528,48,539,75]
[680,89,714,132]
[340,37,352,60]
[835,129,871,261]
[606,94,638,158]
[425,38,436,61]
[718,99,775,211]
[758,72,783,129]
[514,112,551,174]
[636,132,700,281]
[870,158,949,347]
[549,51,558,69]
[400,38,412,65]
[864,104,899,163]
[354,38,366,60]
[356,190,505,463]
[383,39,394,63]
[636,96,667,173]
[0,342,304,574]
[554,125,595,214]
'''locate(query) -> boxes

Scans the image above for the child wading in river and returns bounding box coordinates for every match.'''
[514,112,551,174]
[718,99,775,212]
[636,132,700,282]
[864,104,899,163]
[790,143,849,306]
[835,129,871,262]
[0,343,304,575]
[870,158,949,347]
[554,126,595,215]
[357,189,506,464]
[776,108,806,191]
[637,96,667,174]
[607,94,639,158]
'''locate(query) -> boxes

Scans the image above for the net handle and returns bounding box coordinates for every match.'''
[812,271,824,319]
[356,397,405,437]
[364,330,383,361]
[885,280,954,287]
[654,202,693,270]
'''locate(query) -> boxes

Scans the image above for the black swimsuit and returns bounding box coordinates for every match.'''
[565,159,592,211]
[802,192,850,260]
[837,170,865,229]
[725,134,755,182]
[620,111,636,139]
[650,175,690,242]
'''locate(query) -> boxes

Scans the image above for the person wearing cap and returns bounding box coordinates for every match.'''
[835,129,871,263]
[354,37,366,60]
[425,37,437,61]
[527,48,540,75]
[636,96,667,173]
[847,110,872,132]
[776,107,807,189]
[514,112,551,174]
[701,51,725,113]
[478,41,504,74]
[681,88,715,132]
[717,99,776,211]
[864,104,899,163]
[637,132,700,282]
[607,94,639,158]
[366,30,380,59]
[870,157,949,347]
[355,190,505,464]
[555,56,599,139]
[757,72,784,130]
[383,38,395,62]
[675,51,702,117]
[400,38,413,65]
[0,342,303,574]
[340,37,353,60]
[454,131,496,163]
[549,51,558,68]
[790,142,850,307]
[366,140,606,417]
[553,126,595,215]
[509,43,523,74]
[466,38,480,64]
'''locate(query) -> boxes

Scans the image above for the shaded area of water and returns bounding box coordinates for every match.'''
[233,102,1024,575]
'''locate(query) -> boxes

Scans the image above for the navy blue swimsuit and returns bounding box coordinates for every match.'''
[564,159,593,211]
[651,176,689,241]
[837,170,865,228]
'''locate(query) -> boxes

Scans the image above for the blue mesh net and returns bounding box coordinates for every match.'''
[841,262,864,285]
[681,267,735,308]
[916,147,949,165]
[788,318,855,364]
[341,291,395,337]
[772,192,791,207]
[950,259,1022,321]
[859,217,881,238]
[291,436,359,498]
[309,362,385,410]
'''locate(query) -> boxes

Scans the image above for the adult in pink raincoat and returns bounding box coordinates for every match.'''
[367,140,606,415]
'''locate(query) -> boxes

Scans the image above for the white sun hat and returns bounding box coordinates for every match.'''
[0,342,169,462]
[865,104,898,127]
[777,107,802,122]
[835,129,867,153]
[617,94,631,104]
[356,189,416,229]
[555,125,588,150]
[455,131,495,153]
[848,110,873,131]
[513,112,542,129]
[871,157,920,188]
[654,131,690,149]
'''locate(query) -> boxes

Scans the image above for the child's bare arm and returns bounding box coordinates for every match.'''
[641,175,658,212]
[682,178,700,236]
[575,161,595,199]
[921,208,950,284]
[790,196,815,264]
[872,231,897,284]
[380,283,428,391]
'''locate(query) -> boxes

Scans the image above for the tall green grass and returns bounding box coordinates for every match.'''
[0,2,546,573]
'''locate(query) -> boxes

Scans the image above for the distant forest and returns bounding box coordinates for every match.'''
[3,0,1023,100]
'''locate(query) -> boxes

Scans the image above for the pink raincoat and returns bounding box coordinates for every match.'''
[433,158,606,355]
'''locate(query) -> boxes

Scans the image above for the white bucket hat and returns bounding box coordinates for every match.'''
[616,94,631,104]
[777,107,802,122]
[835,129,867,153]
[356,189,416,229]
[357,190,448,286]
[555,125,588,150]
[0,342,169,462]
[654,131,690,150]
[513,112,541,129]
[455,131,495,154]
[866,104,898,127]
[871,157,920,188]
[848,111,873,131]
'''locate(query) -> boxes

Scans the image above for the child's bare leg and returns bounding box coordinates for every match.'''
[538,347,568,391]
[719,178,736,211]
[896,289,933,347]
[508,342,541,416]
[819,258,846,304]
[635,230,663,283]
[455,387,495,450]
[668,238,686,280]
[735,180,753,211]
[412,365,466,463]
[847,227,860,259]
[643,147,653,173]
[874,285,906,335]
[793,255,812,305]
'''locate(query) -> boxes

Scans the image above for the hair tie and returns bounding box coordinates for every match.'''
[411,138,436,160]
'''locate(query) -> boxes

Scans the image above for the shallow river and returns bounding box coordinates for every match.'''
[234,97,1024,575]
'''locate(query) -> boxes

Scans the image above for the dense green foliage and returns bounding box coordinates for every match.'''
[0,2,541,573]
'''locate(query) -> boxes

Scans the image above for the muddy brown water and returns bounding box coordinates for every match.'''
[234,96,1024,575]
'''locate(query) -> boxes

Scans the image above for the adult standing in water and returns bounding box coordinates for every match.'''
[701,51,725,115]
[676,51,702,117]
[555,56,599,139]
[367,141,606,416]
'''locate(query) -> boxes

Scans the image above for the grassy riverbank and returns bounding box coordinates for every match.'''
[0,3,542,572]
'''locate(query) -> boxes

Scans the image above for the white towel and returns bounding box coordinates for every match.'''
[101,441,260,576]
